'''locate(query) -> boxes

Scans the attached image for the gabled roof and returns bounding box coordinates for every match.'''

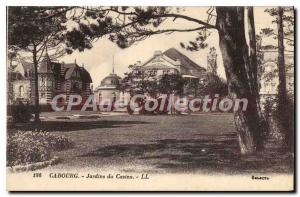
[21,61,34,71]
[38,58,61,75]
[63,63,92,83]
[163,48,206,72]
[8,71,26,81]
[79,67,93,83]
[140,51,178,69]
[21,58,60,74]
[19,59,92,83]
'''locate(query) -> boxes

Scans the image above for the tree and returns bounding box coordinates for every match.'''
[198,73,227,97]
[261,7,294,49]
[207,47,218,75]
[216,7,265,153]
[8,7,72,122]
[159,74,185,96]
[247,7,259,97]
[260,7,294,97]
[63,6,271,154]
[121,64,185,97]
[121,64,160,98]
[260,7,294,151]
[277,7,293,151]
[277,7,287,106]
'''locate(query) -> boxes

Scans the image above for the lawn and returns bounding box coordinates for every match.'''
[9,113,293,174]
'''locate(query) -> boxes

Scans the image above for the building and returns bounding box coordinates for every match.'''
[8,70,31,104]
[94,48,207,111]
[136,48,206,80]
[133,48,207,96]
[94,68,124,109]
[8,55,93,107]
[259,50,294,101]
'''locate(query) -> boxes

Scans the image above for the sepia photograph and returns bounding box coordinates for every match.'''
[5,5,295,191]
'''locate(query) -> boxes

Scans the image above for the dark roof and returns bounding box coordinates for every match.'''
[79,67,93,83]
[38,59,52,73]
[20,59,92,83]
[100,73,121,86]
[21,61,34,71]
[38,58,61,75]
[8,71,26,81]
[21,58,59,74]
[63,63,92,83]
[163,48,206,72]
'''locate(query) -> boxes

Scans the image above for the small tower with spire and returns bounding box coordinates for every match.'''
[95,54,122,108]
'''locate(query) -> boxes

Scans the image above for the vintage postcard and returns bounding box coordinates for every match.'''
[6,6,294,191]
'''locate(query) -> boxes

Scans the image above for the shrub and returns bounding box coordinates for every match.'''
[44,132,74,151]
[7,131,74,166]
[11,101,33,123]
[262,94,294,150]
[273,95,294,151]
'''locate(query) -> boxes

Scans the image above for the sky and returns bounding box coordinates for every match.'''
[21,7,278,89]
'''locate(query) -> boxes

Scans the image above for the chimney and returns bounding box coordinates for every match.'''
[136,61,142,67]
[154,50,162,57]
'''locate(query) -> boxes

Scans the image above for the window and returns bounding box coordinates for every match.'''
[262,82,268,92]
[271,83,276,92]
[265,83,271,92]
[98,93,102,102]
[18,85,24,97]
[163,70,170,75]
[148,70,157,76]
[72,82,80,91]
[112,92,117,102]
[27,69,30,77]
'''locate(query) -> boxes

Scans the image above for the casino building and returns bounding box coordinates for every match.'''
[138,48,206,80]
[94,48,207,111]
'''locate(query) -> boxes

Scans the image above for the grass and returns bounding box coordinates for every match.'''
[8,113,294,174]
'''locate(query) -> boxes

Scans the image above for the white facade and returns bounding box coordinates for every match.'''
[259,50,294,103]
[12,80,31,102]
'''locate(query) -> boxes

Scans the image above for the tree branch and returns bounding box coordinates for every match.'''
[31,7,75,21]
[80,6,216,29]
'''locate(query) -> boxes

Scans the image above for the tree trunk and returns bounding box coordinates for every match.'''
[247,7,266,150]
[277,6,287,111]
[277,7,292,150]
[216,7,262,154]
[277,7,287,100]
[33,45,40,122]
[247,7,259,97]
